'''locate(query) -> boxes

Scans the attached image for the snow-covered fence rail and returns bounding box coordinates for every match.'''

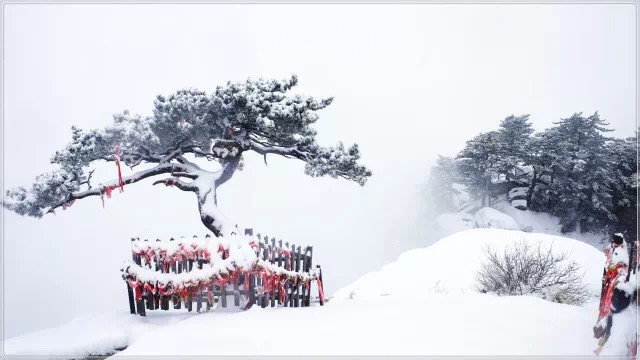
[122,229,325,316]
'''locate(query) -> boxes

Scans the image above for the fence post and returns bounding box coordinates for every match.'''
[221,280,227,308]
[173,294,181,310]
[234,275,240,307]
[317,265,325,306]
[245,228,253,236]
[304,246,313,306]
[154,290,160,309]
[294,246,302,307]
[126,284,136,314]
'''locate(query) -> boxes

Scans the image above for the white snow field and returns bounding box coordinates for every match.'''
[4,229,609,357]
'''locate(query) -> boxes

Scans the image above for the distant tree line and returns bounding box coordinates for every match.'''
[427,112,637,237]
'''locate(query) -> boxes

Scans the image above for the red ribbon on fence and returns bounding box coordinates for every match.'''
[317,278,325,304]
[128,280,142,301]
[159,284,174,296]
[279,279,287,304]
[215,274,229,287]
[144,282,156,295]
[244,272,250,291]
[177,287,189,300]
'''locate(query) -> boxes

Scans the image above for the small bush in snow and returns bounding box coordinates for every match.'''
[475,241,590,305]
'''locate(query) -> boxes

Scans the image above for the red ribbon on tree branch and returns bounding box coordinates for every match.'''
[114,145,125,193]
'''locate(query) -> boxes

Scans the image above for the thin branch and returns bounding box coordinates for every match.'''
[45,162,185,214]
[171,172,199,180]
[175,155,202,170]
[79,169,96,190]
[250,142,308,161]
[152,177,197,192]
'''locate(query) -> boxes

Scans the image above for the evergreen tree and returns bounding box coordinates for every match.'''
[3,76,372,236]
[426,155,460,213]
[496,114,534,185]
[545,112,614,233]
[606,132,637,237]
[456,131,501,207]
[522,127,563,211]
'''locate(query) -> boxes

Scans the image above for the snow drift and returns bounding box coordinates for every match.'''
[334,228,604,300]
[4,229,610,358]
[474,207,520,230]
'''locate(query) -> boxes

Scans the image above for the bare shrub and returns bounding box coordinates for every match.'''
[475,241,590,305]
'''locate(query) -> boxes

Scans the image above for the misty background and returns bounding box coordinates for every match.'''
[2,4,635,338]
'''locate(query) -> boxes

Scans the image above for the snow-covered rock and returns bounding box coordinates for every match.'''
[511,199,528,210]
[493,203,605,247]
[474,207,519,230]
[508,187,529,210]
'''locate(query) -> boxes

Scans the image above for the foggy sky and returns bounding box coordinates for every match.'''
[3,3,635,338]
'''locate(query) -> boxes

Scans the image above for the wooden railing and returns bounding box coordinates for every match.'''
[123,228,324,316]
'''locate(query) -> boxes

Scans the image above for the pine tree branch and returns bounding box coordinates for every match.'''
[152,177,198,192]
[250,143,308,161]
[45,162,191,214]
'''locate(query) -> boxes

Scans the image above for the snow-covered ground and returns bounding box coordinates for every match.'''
[4,228,609,357]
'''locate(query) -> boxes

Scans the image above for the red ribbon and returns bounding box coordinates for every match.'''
[159,284,174,296]
[114,146,124,192]
[128,280,142,301]
[104,186,113,198]
[244,271,251,291]
[144,282,156,295]
[279,279,287,304]
[598,263,627,321]
[317,278,325,304]
[177,287,189,300]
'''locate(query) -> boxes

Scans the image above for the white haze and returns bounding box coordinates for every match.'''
[2,4,635,338]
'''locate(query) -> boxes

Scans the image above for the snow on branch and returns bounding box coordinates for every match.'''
[4,75,371,221]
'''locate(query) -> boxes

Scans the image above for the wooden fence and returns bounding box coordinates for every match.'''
[125,228,324,316]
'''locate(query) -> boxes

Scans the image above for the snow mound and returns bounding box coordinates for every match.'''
[435,212,476,234]
[333,228,604,301]
[2,311,197,357]
[493,203,605,247]
[474,207,519,230]
[4,229,610,358]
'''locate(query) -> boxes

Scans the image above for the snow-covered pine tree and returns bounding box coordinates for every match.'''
[425,155,461,214]
[522,126,564,211]
[606,132,638,237]
[496,114,534,186]
[3,76,372,236]
[545,112,615,233]
[456,131,501,207]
